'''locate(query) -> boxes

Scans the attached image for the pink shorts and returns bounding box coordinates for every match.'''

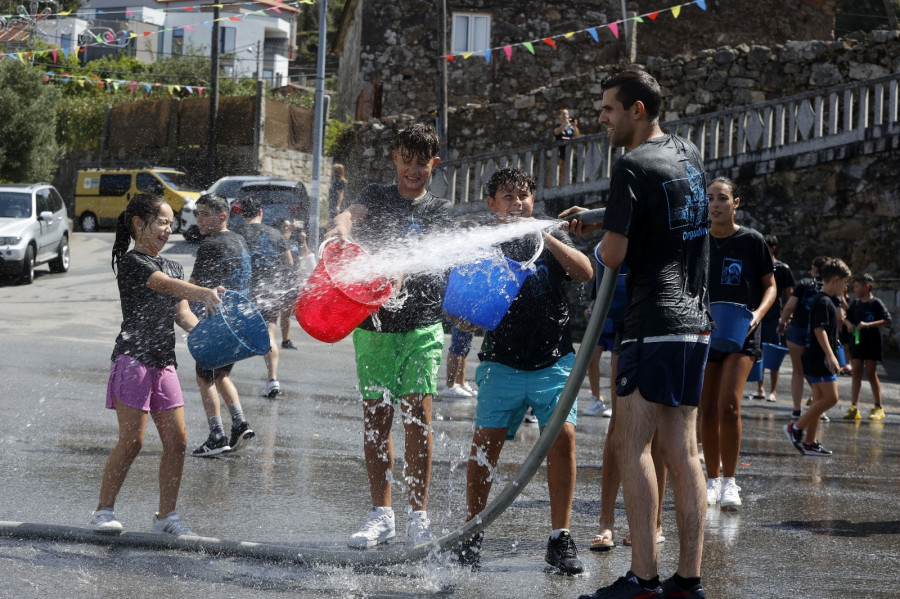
[106,354,184,412]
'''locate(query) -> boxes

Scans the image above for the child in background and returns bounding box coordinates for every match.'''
[844,273,892,420]
[90,193,223,535]
[784,258,852,456]
[454,167,593,574]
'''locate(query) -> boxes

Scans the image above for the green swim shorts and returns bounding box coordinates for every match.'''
[352,323,444,402]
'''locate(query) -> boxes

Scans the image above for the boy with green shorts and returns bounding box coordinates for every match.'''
[453,167,593,573]
[326,123,452,548]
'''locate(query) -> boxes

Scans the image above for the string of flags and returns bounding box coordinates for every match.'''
[43,71,207,95]
[0,0,314,21]
[444,0,707,64]
[0,0,314,65]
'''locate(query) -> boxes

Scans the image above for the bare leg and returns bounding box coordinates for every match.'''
[150,406,188,516]
[215,375,242,411]
[363,399,394,507]
[718,354,754,478]
[466,428,507,519]
[97,400,148,510]
[768,368,780,400]
[787,341,805,412]
[400,393,433,511]
[650,431,667,536]
[796,381,838,444]
[546,422,576,529]
[850,358,863,406]
[700,362,723,479]
[612,390,661,580]
[588,344,602,398]
[656,404,705,579]
[263,321,279,381]
[196,375,221,423]
[865,360,882,406]
[596,355,619,543]
[279,302,292,343]
[446,353,463,388]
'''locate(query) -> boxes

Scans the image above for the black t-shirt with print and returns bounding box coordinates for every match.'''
[802,291,840,377]
[478,227,575,371]
[112,251,183,368]
[603,134,712,339]
[191,230,251,294]
[708,226,774,308]
[847,297,891,354]
[352,183,452,333]
[764,260,795,321]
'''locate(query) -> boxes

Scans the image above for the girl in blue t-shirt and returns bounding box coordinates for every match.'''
[89,193,223,536]
[700,178,776,510]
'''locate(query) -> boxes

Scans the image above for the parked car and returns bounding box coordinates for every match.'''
[183,175,287,244]
[0,183,70,284]
[74,168,201,233]
[228,180,310,234]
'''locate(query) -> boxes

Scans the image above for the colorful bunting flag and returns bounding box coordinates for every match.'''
[483,49,491,64]
[543,37,556,49]
[609,23,619,39]
[503,45,512,61]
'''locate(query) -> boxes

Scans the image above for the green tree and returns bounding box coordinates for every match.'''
[0,59,59,182]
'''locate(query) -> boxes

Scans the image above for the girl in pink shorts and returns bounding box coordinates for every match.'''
[89,193,223,536]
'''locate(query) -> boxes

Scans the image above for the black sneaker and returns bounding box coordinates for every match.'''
[229,421,255,453]
[783,423,804,454]
[802,441,833,456]
[281,340,299,350]
[545,531,583,575]
[790,410,802,421]
[578,573,663,598]
[661,576,705,598]
[452,531,484,567]
[191,433,230,457]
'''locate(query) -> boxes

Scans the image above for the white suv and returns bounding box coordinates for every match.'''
[0,183,70,284]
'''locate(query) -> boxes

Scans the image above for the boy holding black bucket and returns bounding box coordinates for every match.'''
[325,123,452,549]
[189,192,256,457]
[452,167,593,574]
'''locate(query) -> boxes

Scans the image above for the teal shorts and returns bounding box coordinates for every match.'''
[352,323,444,402]
[474,353,578,440]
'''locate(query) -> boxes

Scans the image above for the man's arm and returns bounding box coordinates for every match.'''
[542,231,592,282]
[597,231,628,270]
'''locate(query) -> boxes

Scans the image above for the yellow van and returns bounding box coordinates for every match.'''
[74,168,201,232]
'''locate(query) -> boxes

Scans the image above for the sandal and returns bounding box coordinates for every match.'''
[590,530,615,551]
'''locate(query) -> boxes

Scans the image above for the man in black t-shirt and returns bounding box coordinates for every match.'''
[189,193,255,457]
[565,69,710,599]
[326,123,452,550]
[241,195,293,398]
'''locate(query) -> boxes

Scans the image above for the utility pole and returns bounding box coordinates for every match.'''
[208,4,220,184]
[256,39,262,82]
[437,0,448,160]
[308,0,327,250]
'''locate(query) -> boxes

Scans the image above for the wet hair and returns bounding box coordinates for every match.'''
[811,255,829,272]
[853,273,875,289]
[332,163,346,181]
[487,167,536,198]
[819,257,851,281]
[391,123,439,162]
[112,193,166,273]
[708,176,741,200]
[764,234,778,249]
[600,68,662,123]
[196,192,228,215]
[241,195,262,218]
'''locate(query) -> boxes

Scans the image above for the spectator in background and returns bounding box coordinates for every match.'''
[329,164,348,226]
[553,109,579,185]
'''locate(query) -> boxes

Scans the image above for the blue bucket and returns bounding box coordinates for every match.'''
[836,344,847,367]
[709,302,753,353]
[746,359,764,382]
[593,245,629,322]
[188,290,271,369]
[443,234,544,331]
[762,342,789,371]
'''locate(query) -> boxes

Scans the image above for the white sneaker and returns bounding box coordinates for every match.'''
[89,508,123,533]
[441,384,473,399]
[264,378,281,398]
[524,408,538,424]
[706,477,722,504]
[720,478,742,508]
[461,382,476,395]
[406,511,435,546]
[348,508,396,548]
[151,511,198,536]
[601,407,613,418]
[583,396,607,416]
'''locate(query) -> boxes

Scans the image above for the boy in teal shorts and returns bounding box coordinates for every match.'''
[453,168,593,574]
[326,123,452,549]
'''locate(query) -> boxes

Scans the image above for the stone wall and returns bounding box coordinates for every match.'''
[336,0,834,120]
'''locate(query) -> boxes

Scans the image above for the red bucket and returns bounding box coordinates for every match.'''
[295,239,392,343]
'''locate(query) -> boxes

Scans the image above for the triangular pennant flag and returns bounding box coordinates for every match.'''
[186,86,194,95]
[130,81,137,94]
[63,48,69,61]
[697,0,707,9]
[174,85,181,92]
[635,16,644,23]
[523,41,534,54]
[648,11,659,20]
[144,31,152,36]
[126,10,134,15]
[609,23,619,39]
[59,10,70,15]
[672,6,681,18]
[167,85,175,94]
[144,83,152,93]
[203,22,213,30]
[112,81,120,90]
[51,49,57,63]
[445,55,454,62]
[483,49,491,64]
[503,45,512,61]
[564,32,575,38]
[543,37,556,49]
[95,34,103,43]
[184,26,195,32]
[44,75,50,82]
[77,79,84,87]
[229,16,242,21]
[184,6,193,11]
[198,87,204,96]
[16,52,23,61]
[463,52,472,59]
[587,27,599,42]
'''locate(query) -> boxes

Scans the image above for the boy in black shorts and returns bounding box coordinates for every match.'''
[784,258,852,456]
[844,273,892,420]
[189,193,255,456]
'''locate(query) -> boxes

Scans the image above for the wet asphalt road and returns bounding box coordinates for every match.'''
[0,233,898,599]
